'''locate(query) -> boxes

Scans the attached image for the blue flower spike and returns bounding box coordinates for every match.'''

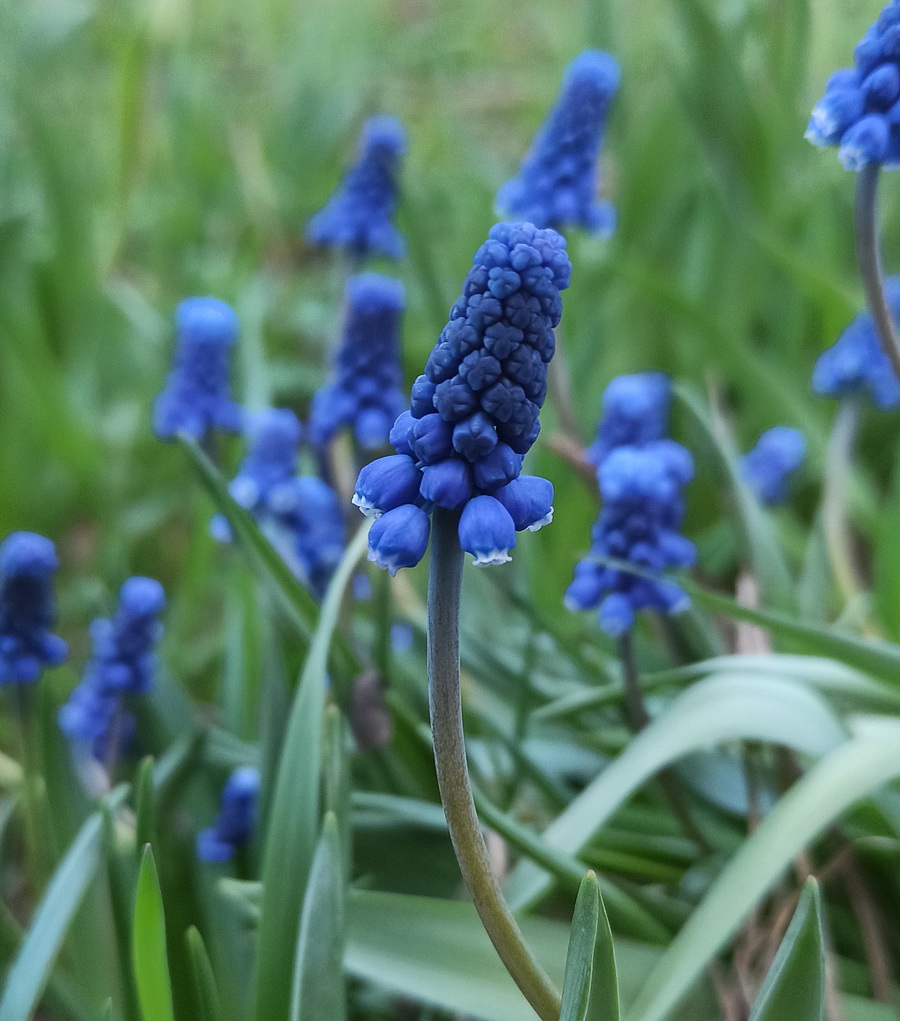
[586,372,672,466]
[306,115,406,260]
[197,766,260,863]
[812,277,900,408]
[310,274,407,450]
[496,50,621,236]
[740,426,807,505]
[153,297,242,442]
[59,577,165,762]
[353,222,571,570]
[0,532,68,684]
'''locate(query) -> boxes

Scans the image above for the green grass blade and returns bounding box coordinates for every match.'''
[289,812,347,1021]
[134,756,155,854]
[748,878,825,1021]
[186,926,222,1021]
[132,845,175,1021]
[0,785,128,1021]
[587,880,619,1021]
[504,673,847,911]
[253,523,370,1021]
[560,873,600,1021]
[626,719,900,1021]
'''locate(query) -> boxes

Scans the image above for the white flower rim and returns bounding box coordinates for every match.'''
[470,548,513,566]
[352,492,383,518]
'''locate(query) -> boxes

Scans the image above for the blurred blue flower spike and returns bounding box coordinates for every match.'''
[310,273,407,450]
[586,372,672,466]
[197,766,260,863]
[306,115,406,260]
[740,426,807,505]
[496,50,621,237]
[58,577,165,762]
[0,532,68,685]
[153,297,242,442]
[353,222,571,569]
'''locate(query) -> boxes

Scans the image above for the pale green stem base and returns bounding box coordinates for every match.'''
[427,509,561,1021]
[823,399,865,607]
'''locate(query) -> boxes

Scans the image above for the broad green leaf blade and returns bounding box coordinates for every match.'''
[132,846,175,1021]
[505,674,847,910]
[626,718,900,1021]
[254,523,369,1021]
[587,882,619,1021]
[186,926,221,1021]
[290,813,347,1021]
[0,785,128,1021]
[748,879,824,1021]
[560,873,600,1021]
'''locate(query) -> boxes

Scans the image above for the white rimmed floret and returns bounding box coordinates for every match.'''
[351,492,382,518]
[469,548,513,567]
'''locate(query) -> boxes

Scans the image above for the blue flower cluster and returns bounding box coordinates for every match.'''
[806,1,900,169]
[306,115,406,260]
[0,532,67,684]
[197,766,260,863]
[154,297,242,441]
[812,278,900,407]
[352,222,571,572]
[586,372,672,465]
[310,274,407,449]
[496,51,621,237]
[58,577,165,761]
[268,477,346,599]
[565,443,696,636]
[740,427,807,505]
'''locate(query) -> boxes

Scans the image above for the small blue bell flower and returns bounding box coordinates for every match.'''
[310,274,406,450]
[153,298,242,442]
[0,532,68,684]
[197,766,260,863]
[586,373,672,466]
[367,504,431,575]
[458,496,517,566]
[352,454,423,518]
[306,116,406,259]
[740,426,807,505]
[496,51,621,236]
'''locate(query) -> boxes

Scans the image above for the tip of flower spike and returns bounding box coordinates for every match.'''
[0,532,59,577]
[345,272,405,314]
[563,49,622,97]
[226,765,261,796]
[360,115,407,158]
[119,577,166,617]
[176,297,238,346]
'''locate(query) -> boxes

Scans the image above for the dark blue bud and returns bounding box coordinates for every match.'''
[472,442,523,491]
[419,459,474,509]
[459,350,503,391]
[458,495,516,566]
[389,411,415,455]
[353,455,422,518]
[410,375,437,416]
[452,412,499,461]
[481,379,528,422]
[434,376,480,422]
[410,414,455,464]
[368,505,431,575]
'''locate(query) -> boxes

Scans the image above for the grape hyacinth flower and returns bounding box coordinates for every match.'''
[496,51,621,238]
[210,407,303,542]
[197,766,260,863]
[268,477,346,599]
[586,372,672,466]
[306,115,406,261]
[353,221,570,574]
[153,297,242,442]
[565,441,696,636]
[58,577,165,763]
[0,532,67,684]
[812,277,900,408]
[309,274,406,450]
[740,427,807,505]
[352,222,571,1021]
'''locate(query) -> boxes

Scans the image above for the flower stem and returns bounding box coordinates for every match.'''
[617,632,712,854]
[855,163,900,381]
[427,508,562,1021]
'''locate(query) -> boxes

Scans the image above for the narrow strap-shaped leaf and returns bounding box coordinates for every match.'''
[0,785,128,1021]
[132,845,175,1021]
[587,879,618,1021]
[748,879,825,1021]
[134,756,155,854]
[289,812,347,1021]
[186,926,222,1021]
[254,523,369,1021]
[559,874,599,1021]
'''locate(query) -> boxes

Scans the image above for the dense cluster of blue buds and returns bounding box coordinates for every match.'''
[352,222,570,572]
[268,477,346,598]
[197,766,260,863]
[565,442,696,636]
[310,274,406,449]
[58,578,165,761]
[806,1,900,169]
[812,277,900,407]
[586,372,672,465]
[740,427,807,505]
[496,51,621,237]
[153,297,242,441]
[306,115,406,260]
[0,532,67,684]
